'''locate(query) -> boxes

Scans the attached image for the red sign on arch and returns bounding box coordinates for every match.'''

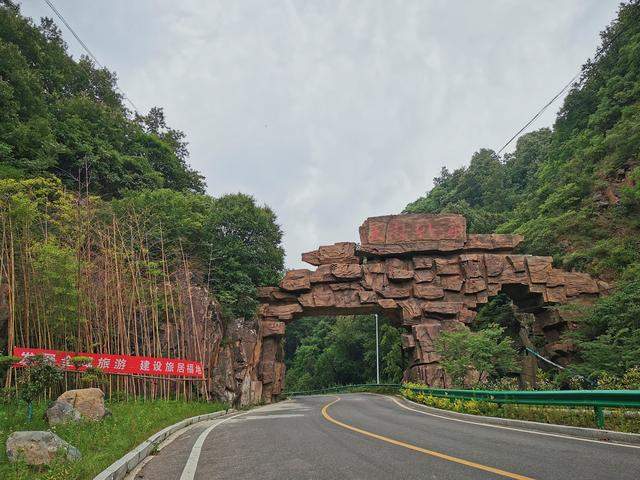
[13,347,204,378]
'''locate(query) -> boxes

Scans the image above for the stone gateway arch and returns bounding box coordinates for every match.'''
[251,214,608,404]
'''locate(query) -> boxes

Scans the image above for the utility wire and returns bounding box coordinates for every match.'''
[2,0,19,10]
[496,72,580,155]
[42,0,139,112]
[496,5,639,155]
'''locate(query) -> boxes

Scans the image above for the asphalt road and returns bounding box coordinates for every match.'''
[132,393,640,480]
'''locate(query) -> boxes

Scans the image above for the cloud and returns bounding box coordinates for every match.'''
[21,0,620,267]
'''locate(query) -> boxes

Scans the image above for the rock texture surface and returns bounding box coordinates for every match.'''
[6,431,81,465]
[169,275,264,406]
[56,388,108,421]
[209,317,263,407]
[254,214,608,403]
[45,399,82,425]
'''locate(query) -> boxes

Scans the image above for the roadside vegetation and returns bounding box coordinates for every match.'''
[433,323,519,388]
[0,399,226,480]
[400,384,640,434]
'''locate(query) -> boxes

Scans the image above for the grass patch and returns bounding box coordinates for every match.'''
[0,399,227,480]
[401,388,640,433]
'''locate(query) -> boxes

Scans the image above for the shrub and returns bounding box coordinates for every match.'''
[0,387,15,404]
[16,355,63,420]
[434,324,519,387]
[70,356,93,369]
[595,366,640,390]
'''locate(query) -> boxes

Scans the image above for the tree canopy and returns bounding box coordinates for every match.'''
[111,189,284,318]
[0,5,204,197]
[434,324,519,388]
[284,315,405,391]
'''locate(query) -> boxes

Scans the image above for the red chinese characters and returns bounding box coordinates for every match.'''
[359,214,467,244]
[12,347,203,378]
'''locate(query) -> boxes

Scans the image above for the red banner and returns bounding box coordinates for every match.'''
[13,347,204,378]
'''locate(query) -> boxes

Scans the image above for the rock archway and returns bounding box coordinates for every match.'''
[252,214,609,403]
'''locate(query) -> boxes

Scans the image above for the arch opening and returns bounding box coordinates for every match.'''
[283,313,407,392]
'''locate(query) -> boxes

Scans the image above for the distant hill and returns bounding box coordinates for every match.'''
[405,1,640,284]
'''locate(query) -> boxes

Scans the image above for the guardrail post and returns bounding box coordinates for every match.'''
[594,406,605,429]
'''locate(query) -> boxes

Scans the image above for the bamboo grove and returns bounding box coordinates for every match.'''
[0,177,284,400]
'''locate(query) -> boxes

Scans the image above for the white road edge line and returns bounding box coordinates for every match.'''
[178,412,246,480]
[240,414,306,420]
[178,400,296,480]
[387,395,640,450]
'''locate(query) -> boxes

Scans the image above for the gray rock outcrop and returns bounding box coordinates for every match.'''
[6,431,81,465]
[45,399,82,425]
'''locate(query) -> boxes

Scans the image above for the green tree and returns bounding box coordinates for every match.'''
[285,315,405,391]
[31,241,79,348]
[570,266,640,378]
[0,5,205,197]
[202,193,284,318]
[111,189,284,318]
[17,355,64,421]
[434,324,519,388]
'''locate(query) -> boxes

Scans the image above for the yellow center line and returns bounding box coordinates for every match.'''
[321,397,535,480]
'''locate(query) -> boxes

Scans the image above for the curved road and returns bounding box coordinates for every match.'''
[132,393,639,480]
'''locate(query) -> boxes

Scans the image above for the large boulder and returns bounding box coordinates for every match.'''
[56,388,107,421]
[6,431,81,465]
[45,399,82,425]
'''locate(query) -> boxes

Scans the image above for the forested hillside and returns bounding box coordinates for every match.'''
[0,4,204,197]
[406,1,640,380]
[0,4,284,397]
[406,2,640,281]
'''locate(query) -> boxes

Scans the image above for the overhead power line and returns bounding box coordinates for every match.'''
[42,0,139,112]
[2,0,19,10]
[496,72,580,155]
[496,5,639,155]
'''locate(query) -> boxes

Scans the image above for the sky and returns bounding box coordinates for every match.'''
[20,0,622,268]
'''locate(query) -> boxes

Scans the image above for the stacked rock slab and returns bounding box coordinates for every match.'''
[256,214,608,403]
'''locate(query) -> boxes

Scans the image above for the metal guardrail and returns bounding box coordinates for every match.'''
[402,385,640,408]
[403,385,640,429]
[285,383,640,429]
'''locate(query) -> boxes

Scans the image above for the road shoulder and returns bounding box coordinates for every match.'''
[390,394,640,447]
